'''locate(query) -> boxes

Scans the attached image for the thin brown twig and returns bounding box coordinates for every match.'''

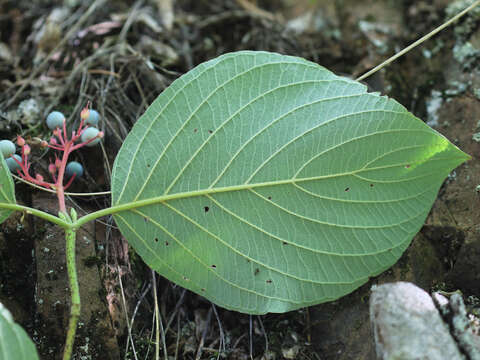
[211,304,225,359]
[249,315,253,360]
[165,289,186,334]
[257,315,268,354]
[195,308,213,360]
[117,0,144,45]
[175,315,180,360]
[235,0,276,21]
[152,271,168,360]
[118,264,139,360]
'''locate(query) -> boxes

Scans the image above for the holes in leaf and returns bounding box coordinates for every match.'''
[254,268,259,276]
[266,280,272,284]
[267,196,272,200]
[154,237,158,243]
[204,206,210,213]
[208,130,213,134]
[144,217,149,223]
[211,264,217,269]
[165,241,169,246]
[282,242,288,245]
[370,184,374,188]
[344,187,350,192]
[201,288,205,292]
[147,164,151,168]
[182,276,189,281]
[405,164,411,169]
[194,128,198,133]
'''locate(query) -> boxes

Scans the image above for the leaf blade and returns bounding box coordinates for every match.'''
[112,51,469,314]
[0,303,39,360]
[0,156,16,224]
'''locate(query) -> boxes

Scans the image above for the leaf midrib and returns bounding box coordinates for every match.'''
[109,155,463,216]
[161,87,369,196]
[138,79,364,200]
[114,56,334,204]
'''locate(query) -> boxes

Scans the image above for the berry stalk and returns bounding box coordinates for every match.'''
[14,104,103,214]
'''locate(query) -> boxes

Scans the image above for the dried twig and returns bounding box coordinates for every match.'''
[6,0,107,107]
[155,0,175,31]
[235,0,276,21]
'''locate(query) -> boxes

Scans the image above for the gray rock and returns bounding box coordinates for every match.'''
[435,293,480,360]
[370,282,464,360]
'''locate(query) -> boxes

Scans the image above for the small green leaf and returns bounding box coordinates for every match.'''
[0,156,16,224]
[0,302,39,360]
[111,51,469,314]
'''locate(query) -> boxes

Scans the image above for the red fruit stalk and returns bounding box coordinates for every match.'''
[14,103,102,214]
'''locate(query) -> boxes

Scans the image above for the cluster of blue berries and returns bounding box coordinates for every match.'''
[46,109,103,178]
[46,109,101,146]
[0,139,21,172]
[1,107,103,184]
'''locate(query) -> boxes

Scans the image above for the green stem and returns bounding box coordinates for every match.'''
[63,227,81,360]
[0,202,70,227]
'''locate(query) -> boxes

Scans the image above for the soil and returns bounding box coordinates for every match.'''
[0,0,479,359]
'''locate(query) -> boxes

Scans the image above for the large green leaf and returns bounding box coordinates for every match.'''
[0,302,39,360]
[0,156,15,224]
[111,51,469,314]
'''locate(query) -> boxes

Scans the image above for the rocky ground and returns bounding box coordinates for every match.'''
[0,0,479,359]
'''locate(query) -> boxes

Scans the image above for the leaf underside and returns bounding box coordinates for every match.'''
[111,51,469,314]
[0,303,39,360]
[0,156,15,224]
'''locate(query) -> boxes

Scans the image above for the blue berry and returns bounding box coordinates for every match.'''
[65,161,84,178]
[85,109,100,126]
[80,127,101,146]
[46,111,65,130]
[6,154,21,172]
[0,140,15,158]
